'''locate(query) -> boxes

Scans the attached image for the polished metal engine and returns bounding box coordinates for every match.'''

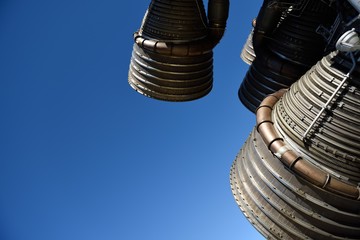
[231,50,360,239]
[231,0,360,238]
[128,0,229,101]
[238,0,337,112]
[129,0,360,239]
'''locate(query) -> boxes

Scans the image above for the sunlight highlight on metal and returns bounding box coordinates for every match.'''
[240,26,256,65]
[231,50,360,239]
[230,1,360,239]
[128,1,360,239]
[128,0,229,101]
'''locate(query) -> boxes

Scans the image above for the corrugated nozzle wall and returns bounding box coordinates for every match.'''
[140,0,209,41]
[240,28,256,65]
[231,50,360,239]
[129,43,214,101]
[127,1,360,239]
[128,0,229,101]
[238,0,337,112]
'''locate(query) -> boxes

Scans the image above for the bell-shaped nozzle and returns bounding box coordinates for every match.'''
[231,50,360,240]
[128,0,229,101]
[238,0,337,112]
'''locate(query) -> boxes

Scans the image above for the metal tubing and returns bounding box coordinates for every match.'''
[256,89,360,200]
[129,0,229,101]
[238,0,337,112]
[207,0,229,40]
[133,0,229,57]
[134,32,214,56]
[302,52,356,141]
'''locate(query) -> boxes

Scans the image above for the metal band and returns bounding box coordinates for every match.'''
[289,156,302,170]
[274,145,291,158]
[267,137,283,150]
[255,104,273,114]
[256,120,274,132]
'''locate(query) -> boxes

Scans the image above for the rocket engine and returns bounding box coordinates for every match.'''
[128,0,229,101]
[231,1,360,239]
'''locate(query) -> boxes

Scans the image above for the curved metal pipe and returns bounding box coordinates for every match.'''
[133,0,229,57]
[252,2,308,74]
[252,0,337,72]
[238,1,337,112]
[129,0,229,101]
[256,89,360,200]
[207,0,230,41]
[252,2,282,58]
[134,32,214,56]
[275,51,360,180]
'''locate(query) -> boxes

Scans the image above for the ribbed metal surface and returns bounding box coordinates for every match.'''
[231,51,360,239]
[141,0,208,41]
[128,0,230,101]
[275,51,360,183]
[231,129,360,240]
[238,0,336,112]
[128,0,216,101]
[240,29,256,65]
[129,44,213,101]
[238,58,295,112]
[269,1,334,64]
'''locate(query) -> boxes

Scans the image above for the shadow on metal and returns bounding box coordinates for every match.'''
[231,50,360,239]
[238,0,337,112]
[128,0,229,101]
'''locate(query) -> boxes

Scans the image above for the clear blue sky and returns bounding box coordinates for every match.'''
[0,0,264,239]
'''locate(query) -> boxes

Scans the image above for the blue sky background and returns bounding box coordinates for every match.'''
[0,0,264,239]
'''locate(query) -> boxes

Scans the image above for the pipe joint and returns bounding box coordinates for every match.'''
[133,32,214,57]
[256,89,360,200]
[267,137,284,150]
[256,120,273,133]
[274,145,291,158]
[289,156,302,170]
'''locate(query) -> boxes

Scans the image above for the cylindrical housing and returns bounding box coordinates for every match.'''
[128,0,228,101]
[231,51,360,239]
[238,0,337,112]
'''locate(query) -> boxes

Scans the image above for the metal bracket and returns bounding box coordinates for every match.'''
[302,35,358,141]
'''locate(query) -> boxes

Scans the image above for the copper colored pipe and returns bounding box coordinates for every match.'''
[133,0,229,57]
[134,32,215,56]
[256,89,360,200]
